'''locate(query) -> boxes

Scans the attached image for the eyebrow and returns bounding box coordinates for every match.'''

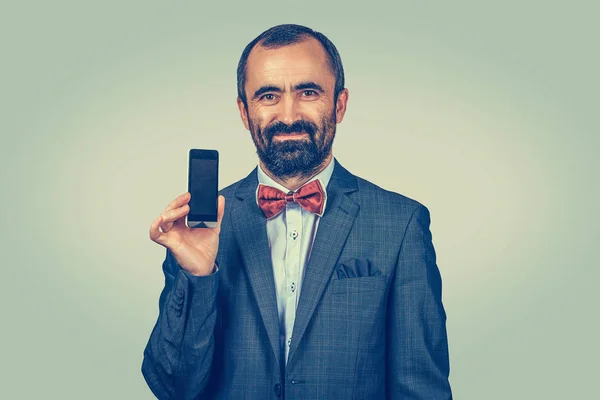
[252,81,326,100]
[294,81,324,92]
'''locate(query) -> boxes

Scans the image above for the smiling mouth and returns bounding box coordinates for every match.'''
[274,132,308,136]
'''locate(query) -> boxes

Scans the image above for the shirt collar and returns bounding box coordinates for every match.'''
[255,156,335,214]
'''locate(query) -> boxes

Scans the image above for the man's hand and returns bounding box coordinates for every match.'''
[149,192,225,276]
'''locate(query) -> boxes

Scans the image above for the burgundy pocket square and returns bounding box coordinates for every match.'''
[336,258,381,279]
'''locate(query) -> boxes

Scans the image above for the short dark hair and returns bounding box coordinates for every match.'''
[236,24,345,107]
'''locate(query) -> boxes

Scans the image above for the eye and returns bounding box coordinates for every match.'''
[301,90,317,97]
[259,93,278,103]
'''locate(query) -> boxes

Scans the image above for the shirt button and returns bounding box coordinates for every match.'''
[287,338,291,346]
[290,282,296,292]
[290,230,298,239]
[273,383,281,397]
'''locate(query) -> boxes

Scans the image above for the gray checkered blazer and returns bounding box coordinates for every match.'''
[142,158,452,399]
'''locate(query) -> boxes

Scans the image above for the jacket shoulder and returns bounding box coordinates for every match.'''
[354,175,428,218]
[218,179,243,198]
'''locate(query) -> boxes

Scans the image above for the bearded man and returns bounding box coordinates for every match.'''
[142,24,452,400]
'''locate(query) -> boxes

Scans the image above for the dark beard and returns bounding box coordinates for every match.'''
[250,112,336,180]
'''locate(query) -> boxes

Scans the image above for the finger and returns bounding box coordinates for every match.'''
[173,205,190,228]
[165,192,191,213]
[214,195,226,233]
[160,205,189,232]
[159,220,173,234]
[149,215,167,244]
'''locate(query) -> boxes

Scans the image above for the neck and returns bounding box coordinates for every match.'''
[260,154,332,191]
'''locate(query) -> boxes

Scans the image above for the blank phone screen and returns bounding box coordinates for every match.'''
[189,158,218,219]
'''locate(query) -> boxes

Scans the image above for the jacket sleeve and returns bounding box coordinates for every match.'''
[141,248,219,399]
[386,204,453,399]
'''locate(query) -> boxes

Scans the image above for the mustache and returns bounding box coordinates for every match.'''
[262,120,318,140]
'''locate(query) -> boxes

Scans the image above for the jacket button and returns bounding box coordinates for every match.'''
[273,383,281,397]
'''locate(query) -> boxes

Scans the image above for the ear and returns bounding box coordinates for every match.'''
[237,97,250,130]
[335,88,349,124]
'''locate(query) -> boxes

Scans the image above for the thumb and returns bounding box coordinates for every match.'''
[214,195,226,233]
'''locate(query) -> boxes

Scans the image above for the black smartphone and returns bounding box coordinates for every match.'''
[186,149,219,228]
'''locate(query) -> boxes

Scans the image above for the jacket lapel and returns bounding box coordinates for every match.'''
[287,159,360,365]
[230,168,282,370]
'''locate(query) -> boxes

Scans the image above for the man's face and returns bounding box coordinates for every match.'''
[237,37,348,180]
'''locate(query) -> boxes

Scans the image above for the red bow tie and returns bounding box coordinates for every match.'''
[257,179,326,219]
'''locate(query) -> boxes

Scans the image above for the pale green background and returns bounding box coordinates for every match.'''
[1,1,598,399]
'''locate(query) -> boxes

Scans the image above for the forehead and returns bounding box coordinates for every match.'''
[245,37,334,89]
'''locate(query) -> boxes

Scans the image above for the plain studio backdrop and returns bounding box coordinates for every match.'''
[1,1,598,399]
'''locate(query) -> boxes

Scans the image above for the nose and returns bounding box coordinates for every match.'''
[278,93,300,126]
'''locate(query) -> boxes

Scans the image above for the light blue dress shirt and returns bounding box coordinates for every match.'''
[255,157,335,365]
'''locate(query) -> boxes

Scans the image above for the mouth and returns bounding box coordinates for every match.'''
[273,132,309,137]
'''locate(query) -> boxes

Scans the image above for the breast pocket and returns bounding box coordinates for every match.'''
[327,275,388,349]
[331,275,387,294]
